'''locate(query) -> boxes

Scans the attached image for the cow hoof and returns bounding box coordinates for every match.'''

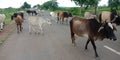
[95,54,99,58]
[84,49,89,52]
[72,43,77,47]
[95,55,100,60]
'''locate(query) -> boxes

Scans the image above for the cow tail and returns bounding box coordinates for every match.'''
[70,18,74,38]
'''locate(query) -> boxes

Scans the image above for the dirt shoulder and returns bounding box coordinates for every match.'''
[0,21,16,45]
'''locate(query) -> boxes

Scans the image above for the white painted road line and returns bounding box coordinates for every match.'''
[104,45,120,56]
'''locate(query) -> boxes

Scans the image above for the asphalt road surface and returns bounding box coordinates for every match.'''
[0,12,120,60]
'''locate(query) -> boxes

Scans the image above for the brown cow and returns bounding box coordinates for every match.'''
[70,17,117,57]
[57,11,72,24]
[14,15,23,33]
[26,9,37,16]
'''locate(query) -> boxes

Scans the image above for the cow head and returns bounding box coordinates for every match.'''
[98,22,117,41]
[11,13,18,20]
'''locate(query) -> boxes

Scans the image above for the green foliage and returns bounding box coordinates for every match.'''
[108,0,120,10]
[68,7,80,16]
[0,8,18,25]
[33,4,41,9]
[71,0,100,14]
[21,2,31,9]
[71,0,86,5]
[71,0,86,15]
[41,1,58,10]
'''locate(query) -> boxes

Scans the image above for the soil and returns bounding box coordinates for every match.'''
[0,21,16,44]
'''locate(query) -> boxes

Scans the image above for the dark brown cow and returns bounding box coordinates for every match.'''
[26,10,37,15]
[70,17,117,57]
[57,11,72,24]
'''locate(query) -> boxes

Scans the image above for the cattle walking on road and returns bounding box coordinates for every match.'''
[28,16,51,34]
[70,17,117,57]
[14,15,23,33]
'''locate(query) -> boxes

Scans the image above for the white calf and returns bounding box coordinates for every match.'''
[50,12,57,17]
[28,16,51,34]
[0,14,6,31]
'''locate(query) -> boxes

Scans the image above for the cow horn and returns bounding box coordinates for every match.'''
[108,23,113,29]
[111,15,118,23]
[98,26,104,32]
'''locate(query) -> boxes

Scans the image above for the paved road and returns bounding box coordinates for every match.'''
[0,12,120,60]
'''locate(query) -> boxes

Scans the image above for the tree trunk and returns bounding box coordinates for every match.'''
[94,4,97,15]
[80,4,83,15]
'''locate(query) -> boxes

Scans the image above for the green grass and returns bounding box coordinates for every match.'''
[50,6,115,17]
[0,8,18,25]
[0,40,4,45]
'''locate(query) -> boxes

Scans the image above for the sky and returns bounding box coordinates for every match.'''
[0,0,108,8]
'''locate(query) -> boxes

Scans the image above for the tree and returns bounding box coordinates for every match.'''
[71,0,86,15]
[108,0,120,10]
[71,0,100,15]
[41,1,58,10]
[21,2,31,9]
[85,0,100,14]
[33,4,41,9]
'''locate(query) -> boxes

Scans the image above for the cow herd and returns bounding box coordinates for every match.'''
[0,9,120,58]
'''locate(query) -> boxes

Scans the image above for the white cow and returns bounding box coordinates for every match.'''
[50,12,57,17]
[50,12,58,22]
[84,12,97,19]
[0,14,6,31]
[28,16,51,34]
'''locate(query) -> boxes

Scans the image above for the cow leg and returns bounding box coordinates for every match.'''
[65,18,68,24]
[39,26,43,34]
[71,32,76,46]
[59,17,61,23]
[60,17,62,24]
[17,25,19,33]
[62,17,64,24]
[85,40,90,50]
[20,24,22,32]
[90,40,98,57]
[57,17,59,23]
[29,25,31,34]
[31,12,33,16]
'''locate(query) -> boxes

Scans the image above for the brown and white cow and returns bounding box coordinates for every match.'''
[57,11,72,24]
[99,11,120,24]
[98,11,120,31]
[11,12,24,20]
[70,17,117,57]
[84,12,97,19]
